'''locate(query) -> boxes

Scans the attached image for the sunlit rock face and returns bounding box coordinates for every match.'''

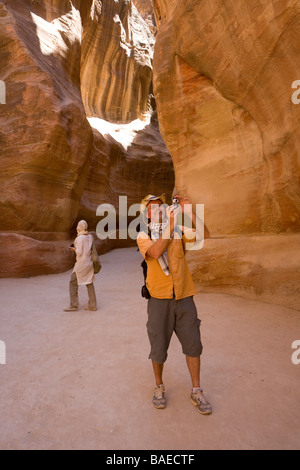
[77,0,174,243]
[0,0,174,277]
[78,116,172,230]
[133,0,156,32]
[152,0,300,309]
[81,0,154,122]
[0,0,92,238]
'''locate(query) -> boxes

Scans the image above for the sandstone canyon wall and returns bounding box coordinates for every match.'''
[152,0,300,309]
[0,0,174,277]
[1,0,299,310]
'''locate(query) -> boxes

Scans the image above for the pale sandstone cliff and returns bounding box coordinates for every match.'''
[152,0,300,309]
[0,0,174,277]
[81,0,154,121]
[133,0,156,31]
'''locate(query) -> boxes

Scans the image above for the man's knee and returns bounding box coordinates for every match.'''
[147,322,171,364]
[149,351,168,364]
[176,318,203,357]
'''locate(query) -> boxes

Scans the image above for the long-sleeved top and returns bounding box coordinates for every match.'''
[73,234,94,285]
[137,227,197,300]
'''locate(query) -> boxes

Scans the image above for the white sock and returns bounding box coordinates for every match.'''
[192,387,202,393]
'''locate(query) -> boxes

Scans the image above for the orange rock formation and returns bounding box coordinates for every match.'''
[152,0,300,309]
[1,0,299,310]
[0,0,174,277]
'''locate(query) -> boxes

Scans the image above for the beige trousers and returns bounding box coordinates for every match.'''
[69,272,97,309]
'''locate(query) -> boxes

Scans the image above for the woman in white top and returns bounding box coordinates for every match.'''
[64,220,97,311]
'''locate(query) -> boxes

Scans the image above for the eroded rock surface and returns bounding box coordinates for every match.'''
[0,0,174,277]
[81,0,154,122]
[152,0,300,309]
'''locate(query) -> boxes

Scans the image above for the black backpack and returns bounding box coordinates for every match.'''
[141,259,151,299]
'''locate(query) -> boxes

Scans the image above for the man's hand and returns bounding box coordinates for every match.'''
[174,194,210,239]
[146,204,180,260]
[174,195,193,217]
[166,204,182,228]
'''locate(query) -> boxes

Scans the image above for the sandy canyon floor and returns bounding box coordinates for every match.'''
[0,247,299,450]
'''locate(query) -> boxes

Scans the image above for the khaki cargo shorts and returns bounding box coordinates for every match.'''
[146,296,203,364]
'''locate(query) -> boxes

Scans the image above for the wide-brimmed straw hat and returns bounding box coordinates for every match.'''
[140,193,166,209]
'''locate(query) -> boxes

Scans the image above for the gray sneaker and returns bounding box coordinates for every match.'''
[153,384,166,409]
[191,388,212,415]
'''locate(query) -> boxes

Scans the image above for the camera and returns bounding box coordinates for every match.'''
[70,243,74,248]
[172,197,179,206]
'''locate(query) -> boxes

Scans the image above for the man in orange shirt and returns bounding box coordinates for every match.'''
[137,194,212,415]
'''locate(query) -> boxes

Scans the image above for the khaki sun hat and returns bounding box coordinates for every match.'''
[140,193,166,209]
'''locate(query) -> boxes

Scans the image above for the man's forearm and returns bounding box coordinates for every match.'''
[146,221,175,259]
[191,211,210,239]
